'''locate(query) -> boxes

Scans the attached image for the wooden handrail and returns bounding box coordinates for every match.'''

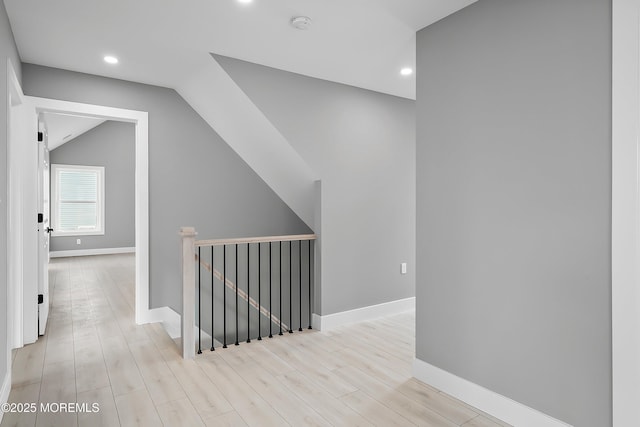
[195,233,317,247]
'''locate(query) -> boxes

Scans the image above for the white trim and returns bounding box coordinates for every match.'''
[6,57,25,352]
[144,306,188,340]
[155,306,215,350]
[6,59,23,105]
[612,0,640,425]
[49,247,135,258]
[105,306,192,351]
[26,96,151,325]
[312,297,415,331]
[149,306,182,339]
[20,97,38,345]
[0,370,10,424]
[412,358,572,427]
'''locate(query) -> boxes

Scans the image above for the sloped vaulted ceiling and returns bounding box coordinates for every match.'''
[4,0,476,100]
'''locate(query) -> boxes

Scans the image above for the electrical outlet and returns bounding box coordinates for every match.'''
[401,263,407,274]
[76,239,81,245]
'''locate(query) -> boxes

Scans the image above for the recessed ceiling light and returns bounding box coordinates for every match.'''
[400,67,413,76]
[237,0,253,4]
[104,56,119,65]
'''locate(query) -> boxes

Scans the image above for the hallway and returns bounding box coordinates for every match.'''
[2,255,508,427]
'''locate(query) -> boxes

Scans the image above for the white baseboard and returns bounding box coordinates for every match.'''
[50,247,135,258]
[139,306,208,343]
[312,296,415,331]
[155,307,182,339]
[0,370,11,424]
[137,306,176,325]
[136,306,181,339]
[412,358,572,427]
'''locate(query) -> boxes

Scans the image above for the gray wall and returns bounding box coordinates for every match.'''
[22,64,311,312]
[49,121,135,252]
[0,0,21,397]
[215,55,416,315]
[415,1,611,426]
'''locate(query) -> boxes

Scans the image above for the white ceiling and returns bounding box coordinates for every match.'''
[43,112,105,150]
[4,0,476,100]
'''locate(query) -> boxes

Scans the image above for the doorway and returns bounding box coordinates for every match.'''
[40,113,138,336]
[29,96,150,327]
[7,83,151,354]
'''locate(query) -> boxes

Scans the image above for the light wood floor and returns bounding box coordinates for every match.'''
[2,254,510,427]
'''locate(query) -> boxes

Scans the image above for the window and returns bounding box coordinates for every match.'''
[51,164,105,236]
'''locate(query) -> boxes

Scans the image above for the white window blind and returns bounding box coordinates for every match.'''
[51,164,105,236]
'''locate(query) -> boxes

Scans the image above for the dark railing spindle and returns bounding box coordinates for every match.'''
[279,241,283,336]
[211,246,216,351]
[198,247,202,354]
[269,242,273,338]
[299,240,302,332]
[309,240,312,329]
[258,243,262,341]
[235,244,239,346]
[289,241,293,333]
[247,243,251,343]
[223,245,227,348]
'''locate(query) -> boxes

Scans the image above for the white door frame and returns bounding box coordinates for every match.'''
[6,58,39,349]
[612,0,640,425]
[26,96,152,325]
[6,59,24,394]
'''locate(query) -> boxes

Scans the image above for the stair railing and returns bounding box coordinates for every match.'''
[180,227,316,359]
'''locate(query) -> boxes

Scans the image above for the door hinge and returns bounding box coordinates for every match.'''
[38,294,43,304]
[37,132,43,142]
[38,213,43,223]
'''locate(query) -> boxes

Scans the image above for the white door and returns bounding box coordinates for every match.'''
[37,120,50,336]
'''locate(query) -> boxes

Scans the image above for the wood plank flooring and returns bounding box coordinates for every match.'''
[1,254,510,427]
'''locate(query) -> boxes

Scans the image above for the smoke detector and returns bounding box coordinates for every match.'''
[291,16,312,30]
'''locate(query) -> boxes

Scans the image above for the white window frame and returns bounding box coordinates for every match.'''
[51,164,105,237]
